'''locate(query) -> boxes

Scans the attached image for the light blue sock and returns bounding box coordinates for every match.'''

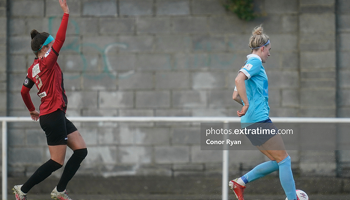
[242,160,279,183]
[278,156,297,200]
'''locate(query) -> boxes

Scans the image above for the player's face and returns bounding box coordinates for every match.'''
[261,43,271,63]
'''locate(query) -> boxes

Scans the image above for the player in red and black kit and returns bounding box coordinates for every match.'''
[13,1,87,200]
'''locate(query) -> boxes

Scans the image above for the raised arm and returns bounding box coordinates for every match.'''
[52,0,69,53]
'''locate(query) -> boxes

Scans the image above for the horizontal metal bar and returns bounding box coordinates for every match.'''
[0,117,350,123]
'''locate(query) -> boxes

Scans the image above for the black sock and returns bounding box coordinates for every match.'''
[57,148,88,192]
[21,159,62,193]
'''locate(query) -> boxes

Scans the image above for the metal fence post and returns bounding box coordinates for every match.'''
[2,120,7,200]
[222,122,229,200]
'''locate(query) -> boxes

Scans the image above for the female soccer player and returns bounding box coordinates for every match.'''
[13,1,87,200]
[229,25,298,200]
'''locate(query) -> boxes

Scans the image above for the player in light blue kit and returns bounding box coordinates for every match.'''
[229,25,298,200]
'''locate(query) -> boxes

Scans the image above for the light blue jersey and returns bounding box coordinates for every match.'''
[239,54,269,124]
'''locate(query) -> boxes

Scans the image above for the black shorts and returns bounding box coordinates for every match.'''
[39,109,77,146]
[244,118,278,146]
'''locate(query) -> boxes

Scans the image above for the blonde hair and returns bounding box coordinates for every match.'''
[249,25,270,50]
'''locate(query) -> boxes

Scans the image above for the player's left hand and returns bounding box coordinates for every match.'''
[237,105,249,117]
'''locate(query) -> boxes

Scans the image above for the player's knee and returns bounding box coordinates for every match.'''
[73,148,87,161]
[48,159,63,171]
[276,154,290,164]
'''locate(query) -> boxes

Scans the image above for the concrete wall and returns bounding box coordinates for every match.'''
[3,0,347,178]
[0,0,7,116]
[337,0,350,176]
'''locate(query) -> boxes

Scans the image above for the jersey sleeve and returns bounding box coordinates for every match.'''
[23,76,35,89]
[52,13,69,54]
[239,58,261,79]
[43,13,69,69]
[21,77,35,111]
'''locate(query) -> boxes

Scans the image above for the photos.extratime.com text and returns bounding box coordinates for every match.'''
[205,127,294,137]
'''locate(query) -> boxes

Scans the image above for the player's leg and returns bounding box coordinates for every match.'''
[244,124,291,186]
[13,110,67,199]
[229,145,280,200]
[13,145,65,200]
[56,130,87,191]
[22,145,66,192]
[237,146,279,185]
[262,135,297,200]
[258,147,275,160]
[53,119,87,200]
[229,123,280,200]
[67,130,87,150]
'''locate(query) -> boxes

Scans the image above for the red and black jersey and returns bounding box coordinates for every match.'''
[21,13,69,116]
[24,49,67,116]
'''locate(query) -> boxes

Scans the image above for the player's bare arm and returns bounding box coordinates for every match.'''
[235,72,249,117]
[232,90,243,105]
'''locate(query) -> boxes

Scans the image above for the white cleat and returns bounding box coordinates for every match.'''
[51,187,72,200]
[13,185,27,200]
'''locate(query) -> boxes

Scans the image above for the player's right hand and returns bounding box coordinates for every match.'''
[29,110,40,121]
[59,0,69,14]
[237,105,249,117]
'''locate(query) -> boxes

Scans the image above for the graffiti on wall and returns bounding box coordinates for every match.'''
[49,17,132,80]
[48,17,237,80]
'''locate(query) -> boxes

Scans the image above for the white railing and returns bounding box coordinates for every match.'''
[1,116,350,200]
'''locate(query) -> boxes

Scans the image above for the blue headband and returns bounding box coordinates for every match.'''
[251,40,270,50]
[35,35,54,52]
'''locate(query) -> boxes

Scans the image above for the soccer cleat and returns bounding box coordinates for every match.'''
[13,185,27,200]
[51,187,72,200]
[229,178,246,200]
